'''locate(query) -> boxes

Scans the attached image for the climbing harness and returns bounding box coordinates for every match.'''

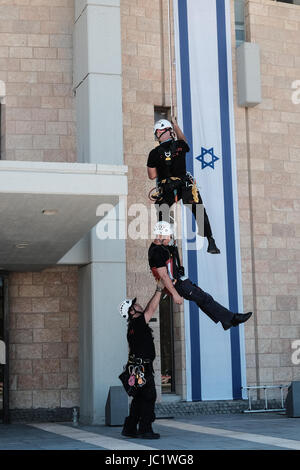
[128,364,147,387]
[148,173,200,204]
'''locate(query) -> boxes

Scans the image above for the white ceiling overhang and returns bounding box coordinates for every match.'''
[0,161,127,271]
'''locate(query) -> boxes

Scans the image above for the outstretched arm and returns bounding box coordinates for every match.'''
[144,286,163,323]
[156,267,183,305]
[171,117,187,143]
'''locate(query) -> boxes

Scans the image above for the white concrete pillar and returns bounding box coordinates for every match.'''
[73,0,127,424]
[0,339,5,365]
[74,0,123,165]
[78,234,127,424]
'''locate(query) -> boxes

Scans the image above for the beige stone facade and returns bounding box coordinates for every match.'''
[0,0,75,163]
[236,0,300,393]
[122,0,300,399]
[9,266,79,409]
[1,0,300,415]
[121,0,184,400]
[0,0,79,412]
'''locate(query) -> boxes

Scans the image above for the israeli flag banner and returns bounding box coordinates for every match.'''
[173,0,247,401]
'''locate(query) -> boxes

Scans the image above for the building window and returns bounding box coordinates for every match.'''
[273,1,300,5]
[160,295,175,394]
[235,0,245,47]
[154,105,171,123]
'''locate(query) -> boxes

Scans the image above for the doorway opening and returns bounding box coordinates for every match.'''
[159,295,175,393]
[0,273,9,423]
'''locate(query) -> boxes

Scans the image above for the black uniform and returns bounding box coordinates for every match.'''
[147,139,213,238]
[148,242,234,329]
[123,315,157,436]
[147,139,189,180]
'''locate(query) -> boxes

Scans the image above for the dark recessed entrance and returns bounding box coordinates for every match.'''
[159,295,175,393]
[0,273,9,423]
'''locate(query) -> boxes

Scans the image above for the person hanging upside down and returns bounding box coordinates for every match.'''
[147,117,220,254]
[148,221,252,331]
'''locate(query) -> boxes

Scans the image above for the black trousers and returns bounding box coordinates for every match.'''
[175,278,234,327]
[156,186,213,239]
[126,367,156,434]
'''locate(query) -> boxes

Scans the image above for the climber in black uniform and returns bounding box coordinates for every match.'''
[119,286,163,440]
[147,117,220,254]
[148,221,252,331]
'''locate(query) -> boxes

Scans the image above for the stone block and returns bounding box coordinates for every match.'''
[59,297,77,312]
[60,358,78,373]
[42,343,68,359]
[32,298,60,313]
[33,328,62,343]
[11,298,32,314]
[20,58,46,72]
[10,391,33,409]
[273,367,292,383]
[32,358,60,375]
[10,329,33,344]
[67,343,79,359]
[16,344,43,360]
[43,373,68,390]
[32,390,60,408]
[19,6,50,21]
[276,295,298,311]
[67,373,79,389]
[19,285,44,297]
[44,312,69,329]
[33,134,60,149]
[18,374,43,390]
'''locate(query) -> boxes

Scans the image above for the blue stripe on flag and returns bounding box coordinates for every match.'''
[216,0,242,399]
[178,0,201,401]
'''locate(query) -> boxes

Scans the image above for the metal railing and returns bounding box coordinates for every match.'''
[242,384,289,413]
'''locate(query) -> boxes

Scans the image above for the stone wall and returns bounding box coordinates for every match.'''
[238,0,300,391]
[121,0,186,400]
[0,0,79,411]
[9,266,79,409]
[122,0,300,400]
[0,0,75,162]
[4,0,300,412]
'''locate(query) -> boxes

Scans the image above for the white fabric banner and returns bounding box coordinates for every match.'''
[173,0,246,401]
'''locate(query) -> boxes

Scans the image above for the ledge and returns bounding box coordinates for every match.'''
[0,160,127,270]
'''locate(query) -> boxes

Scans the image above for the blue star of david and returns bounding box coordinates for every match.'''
[196,147,220,169]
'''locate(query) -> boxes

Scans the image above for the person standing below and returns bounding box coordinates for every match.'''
[119,283,164,440]
[147,117,220,254]
[148,221,252,331]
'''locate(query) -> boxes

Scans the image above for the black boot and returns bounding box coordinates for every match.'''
[222,322,232,331]
[222,312,252,331]
[231,312,252,327]
[122,417,139,438]
[139,430,160,440]
[207,237,220,254]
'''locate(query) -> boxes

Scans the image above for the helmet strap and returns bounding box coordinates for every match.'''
[156,128,174,142]
[128,305,145,320]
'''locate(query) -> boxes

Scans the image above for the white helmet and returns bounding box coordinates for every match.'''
[153,119,173,137]
[119,297,136,320]
[153,221,173,236]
